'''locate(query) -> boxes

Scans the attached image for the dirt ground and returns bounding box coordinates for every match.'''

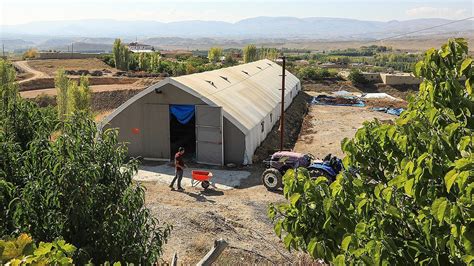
[20,83,144,98]
[143,173,305,265]
[26,58,115,76]
[293,91,397,158]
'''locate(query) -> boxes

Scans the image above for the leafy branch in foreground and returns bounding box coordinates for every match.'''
[0,59,171,264]
[0,233,76,265]
[269,38,473,265]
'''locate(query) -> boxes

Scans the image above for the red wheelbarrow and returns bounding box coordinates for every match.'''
[191,170,213,189]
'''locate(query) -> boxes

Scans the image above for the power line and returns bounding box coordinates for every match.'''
[376,16,474,42]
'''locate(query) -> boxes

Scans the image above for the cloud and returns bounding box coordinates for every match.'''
[406,6,470,19]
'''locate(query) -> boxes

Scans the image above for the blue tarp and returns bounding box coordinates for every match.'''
[170,105,195,124]
[371,107,404,116]
[311,95,365,107]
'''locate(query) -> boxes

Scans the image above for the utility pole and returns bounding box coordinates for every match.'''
[71,43,74,59]
[280,56,286,151]
[2,43,4,58]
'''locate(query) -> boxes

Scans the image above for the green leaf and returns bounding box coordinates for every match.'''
[283,233,293,249]
[431,197,449,225]
[290,193,301,206]
[34,242,53,256]
[444,169,458,193]
[314,176,328,185]
[334,254,346,266]
[460,58,472,73]
[386,205,401,219]
[462,255,474,264]
[274,220,283,238]
[415,61,424,76]
[382,187,392,203]
[388,174,406,188]
[355,222,367,237]
[341,235,352,251]
[307,238,318,258]
[466,78,472,95]
[454,157,473,170]
[357,199,367,214]
[445,123,460,140]
[404,178,414,197]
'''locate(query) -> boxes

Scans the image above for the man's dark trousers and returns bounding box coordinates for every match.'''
[171,169,184,188]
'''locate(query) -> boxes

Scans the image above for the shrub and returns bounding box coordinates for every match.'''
[269,39,473,264]
[347,68,369,84]
[22,49,38,60]
[297,66,330,81]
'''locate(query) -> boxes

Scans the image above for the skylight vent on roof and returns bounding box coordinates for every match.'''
[205,80,217,88]
[267,63,273,66]
[256,66,262,70]
[219,76,230,83]
[241,70,249,75]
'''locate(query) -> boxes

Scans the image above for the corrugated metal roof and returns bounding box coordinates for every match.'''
[171,59,300,132]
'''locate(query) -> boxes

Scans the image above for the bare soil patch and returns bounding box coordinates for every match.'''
[26,88,144,114]
[19,77,140,92]
[27,58,114,76]
[294,91,396,158]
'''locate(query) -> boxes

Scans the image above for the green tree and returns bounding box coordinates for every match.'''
[269,38,473,264]
[208,47,223,63]
[0,60,171,264]
[223,53,237,66]
[258,47,279,60]
[243,44,257,63]
[149,52,161,73]
[68,75,91,115]
[55,68,69,120]
[112,39,123,70]
[112,39,130,71]
[347,68,368,84]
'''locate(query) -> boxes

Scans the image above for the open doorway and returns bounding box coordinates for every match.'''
[169,105,196,161]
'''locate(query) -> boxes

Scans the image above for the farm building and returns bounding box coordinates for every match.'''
[101,59,301,165]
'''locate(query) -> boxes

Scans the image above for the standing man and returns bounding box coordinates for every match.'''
[170,147,185,191]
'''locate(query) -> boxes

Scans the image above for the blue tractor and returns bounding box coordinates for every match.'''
[307,154,343,182]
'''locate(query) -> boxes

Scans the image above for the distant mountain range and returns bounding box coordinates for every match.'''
[1,17,472,52]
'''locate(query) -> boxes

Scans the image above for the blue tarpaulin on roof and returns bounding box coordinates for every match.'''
[170,105,195,124]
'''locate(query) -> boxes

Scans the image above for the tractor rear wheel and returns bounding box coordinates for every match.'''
[261,168,282,191]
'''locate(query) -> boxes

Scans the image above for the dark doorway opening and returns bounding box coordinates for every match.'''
[170,109,196,161]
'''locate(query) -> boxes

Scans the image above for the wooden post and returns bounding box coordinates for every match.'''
[196,238,228,266]
[171,252,178,266]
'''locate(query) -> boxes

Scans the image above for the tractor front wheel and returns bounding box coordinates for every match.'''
[261,168,283,191]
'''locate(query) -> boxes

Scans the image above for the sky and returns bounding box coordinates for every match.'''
[1,0,472,25]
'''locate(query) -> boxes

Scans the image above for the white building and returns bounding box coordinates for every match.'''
[127,42,154,53]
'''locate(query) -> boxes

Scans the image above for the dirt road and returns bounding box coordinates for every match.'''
[13,60,50,83]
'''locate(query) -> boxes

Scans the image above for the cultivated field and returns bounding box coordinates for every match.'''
[26,58,115,76]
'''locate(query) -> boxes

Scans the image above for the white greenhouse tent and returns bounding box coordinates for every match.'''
[102,59,301,165]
